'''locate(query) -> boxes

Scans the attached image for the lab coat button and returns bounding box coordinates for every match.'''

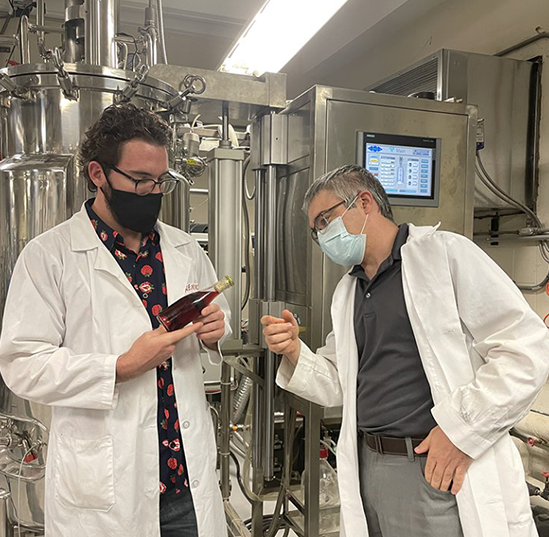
[192,480,199,488]
[182,421,190,429]
[366,293,371,298]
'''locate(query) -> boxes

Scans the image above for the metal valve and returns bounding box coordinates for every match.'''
[167,74,207,111]
[0,72,32,100]
[115,64,150,104]
[52,48,78,101]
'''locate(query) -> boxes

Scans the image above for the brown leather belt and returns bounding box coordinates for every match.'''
[359,430,426,456]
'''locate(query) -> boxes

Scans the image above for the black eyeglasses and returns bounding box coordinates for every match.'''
[101,162,180,196]
[310,199,349,242]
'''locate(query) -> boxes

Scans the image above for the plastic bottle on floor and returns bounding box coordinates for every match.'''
[300,446,340,534]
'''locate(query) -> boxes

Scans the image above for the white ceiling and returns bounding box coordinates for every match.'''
[0,0,456,88]
[0,0,265,69]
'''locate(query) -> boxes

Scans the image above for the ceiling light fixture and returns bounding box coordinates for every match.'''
[220,0,349,76]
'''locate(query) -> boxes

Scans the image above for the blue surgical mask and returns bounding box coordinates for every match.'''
[318,206,368,266]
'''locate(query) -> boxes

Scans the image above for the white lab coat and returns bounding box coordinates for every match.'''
[0,205,231,537]
[277,223,549,537]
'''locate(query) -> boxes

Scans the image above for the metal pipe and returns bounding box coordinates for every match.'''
[254,169,264,300]
[84,0,118,67]
[155,0,168,63]
[304,402,322,537]
[220,101,231,149]
[84,0,99,64]
[251,357,263,468]
[496,32,549,57]
[30,24,64,34]
[0,489,12,537]
[63,0,84,63]
[251,355,265,536]
[37,0,45,44]
[262,164,278,481]
[19,16,30,64]
[264,166,277,301]
[145,27,158,68]
[190,188,209,196]
[224,499,251,537]
[114,34,134,44]
[220,361,231,500]
[263,350,276,481]
[143,4,158,68]
[474,233,549,242]
[0,36,17,46]
[207,149,243,345]
[145,0,155,23]
[0,12,12,35]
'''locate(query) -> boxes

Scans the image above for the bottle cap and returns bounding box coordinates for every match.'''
[214,275,234,293]
[319,447,329,459]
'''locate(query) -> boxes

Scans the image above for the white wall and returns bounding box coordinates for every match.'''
[285,0,549,96]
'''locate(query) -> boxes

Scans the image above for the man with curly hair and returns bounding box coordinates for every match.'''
[0,103,230,537]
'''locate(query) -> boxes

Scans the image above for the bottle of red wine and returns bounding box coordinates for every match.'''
[157,275,234,332]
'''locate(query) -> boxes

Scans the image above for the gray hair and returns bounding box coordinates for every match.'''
[303,165,394,221]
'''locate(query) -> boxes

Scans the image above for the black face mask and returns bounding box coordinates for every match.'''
[102,186,162,234]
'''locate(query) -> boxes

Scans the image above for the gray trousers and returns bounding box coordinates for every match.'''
[358,434,463,537]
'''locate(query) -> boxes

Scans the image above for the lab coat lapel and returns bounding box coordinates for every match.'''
[331,274,358,387]
[91,247,143,304]
[69,205,142,305]
[401,227,476,398]
[331,274,369,536]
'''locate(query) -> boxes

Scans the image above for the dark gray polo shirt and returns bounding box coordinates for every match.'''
[351,223,437,437]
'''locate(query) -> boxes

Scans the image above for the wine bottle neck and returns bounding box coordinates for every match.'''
[214,276,233,293]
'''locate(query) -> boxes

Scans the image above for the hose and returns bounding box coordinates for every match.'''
[242,156,252,310]
[232,376,252,423]
[244,160,256,200]
[229,450,256,505]
[265,408,298,537]
[476,153,539,224]
[475,151,549,291]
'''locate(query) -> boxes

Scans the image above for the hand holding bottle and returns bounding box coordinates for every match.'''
[261,309,301,366]
[116,322,202,383]
[196,303,226,349]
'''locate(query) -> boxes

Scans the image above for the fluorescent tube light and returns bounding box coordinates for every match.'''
[220,0,349,76]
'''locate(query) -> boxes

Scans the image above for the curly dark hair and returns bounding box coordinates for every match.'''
[78,103,172,192]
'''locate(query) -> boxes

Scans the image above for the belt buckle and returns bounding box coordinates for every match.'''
[375,436,384,455]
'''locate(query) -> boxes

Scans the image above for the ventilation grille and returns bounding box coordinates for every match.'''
[369,57,440,98]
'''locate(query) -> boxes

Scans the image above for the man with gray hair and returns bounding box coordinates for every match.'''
[262,164,549,537]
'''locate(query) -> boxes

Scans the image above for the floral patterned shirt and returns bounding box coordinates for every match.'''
[86,200,189,495]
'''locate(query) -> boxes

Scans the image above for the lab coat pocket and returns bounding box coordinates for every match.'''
[54,433,115,511]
